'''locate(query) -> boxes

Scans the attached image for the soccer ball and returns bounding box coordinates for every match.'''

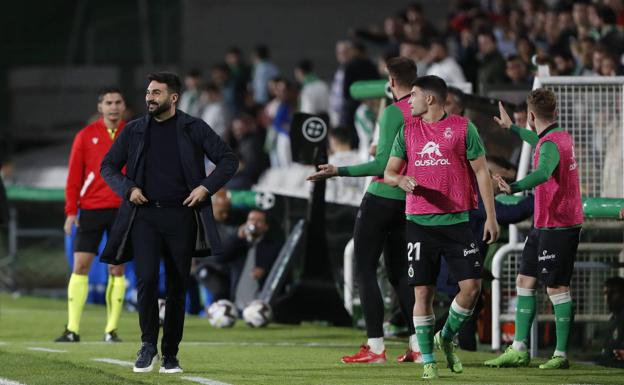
[207,299,237,328]
[242,300,272,328]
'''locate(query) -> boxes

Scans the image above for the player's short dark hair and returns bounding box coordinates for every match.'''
[411,75,447,105]
[97,87,124,103]
[527,88,557,121]
[328,126,352,146]
[147,71,182,95]
[386,57,418,87]
[296,59,313,74]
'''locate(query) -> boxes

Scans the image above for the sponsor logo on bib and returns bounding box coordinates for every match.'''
[414,141,451,167]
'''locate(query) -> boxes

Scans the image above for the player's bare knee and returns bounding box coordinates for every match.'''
[414,285,433,302]
[546,285,569,296]
[516,274,537,289]
[109,264,124,277]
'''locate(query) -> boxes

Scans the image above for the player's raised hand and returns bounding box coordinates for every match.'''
[398,176,418,193]
[307,164,338,182]
[493,175,512,195]
[493,101,513,130]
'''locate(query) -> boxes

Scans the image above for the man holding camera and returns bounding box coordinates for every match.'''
[224,209,281,310]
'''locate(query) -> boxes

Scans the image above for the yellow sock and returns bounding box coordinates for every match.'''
[67,273,89,334]
[105,275,113,321]
[105,276,126,333]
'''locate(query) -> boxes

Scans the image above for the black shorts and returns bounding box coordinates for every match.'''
[519,227,581,286]
[406,221,482,286]
[74,208,118,253]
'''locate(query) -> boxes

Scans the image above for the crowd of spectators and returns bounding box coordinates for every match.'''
[178,1,624,195]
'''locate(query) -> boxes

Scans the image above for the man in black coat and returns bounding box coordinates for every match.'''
[100,71,238,374]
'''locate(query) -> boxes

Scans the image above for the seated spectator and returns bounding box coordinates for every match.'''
[200,82,230,138]
[294,59,330,115]
[227,113,269,189]
[341,41,379,133]
[224,46,251,115]
[266,78,294,168]
[552,50,577,76]
[476,29,507,91]
[354,99,378,161]
[326,127,366,202]
[400,39,430,77]
[178,69,203,118]
[445,87,466,116]
[252,44,280,104]
[425,38,467,85]
[597,277,624,368]
[228,209,281,310]
[211,63,237,116]
[599,54,623,76]
[505,55,532,86]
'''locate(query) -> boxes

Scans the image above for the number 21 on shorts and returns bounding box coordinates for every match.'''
[407,242,421,261]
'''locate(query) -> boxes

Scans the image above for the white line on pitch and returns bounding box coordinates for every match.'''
[180,341,404,348]
[27,347,67,353]
[92,358,134,367]
[0,378,27,385]
[181,376,232,385]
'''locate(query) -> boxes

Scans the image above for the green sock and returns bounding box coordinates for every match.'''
[551,292,573,357]
[514,287,536,348]
[67,273,89,334]
[413,315,435,363]
[105,276,126,333]
[441,299,473,340]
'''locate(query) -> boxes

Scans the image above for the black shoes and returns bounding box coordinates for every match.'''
[54,329,80,342]
[104,330,122,343]
[133,342,159,373]
[159,356,183,374]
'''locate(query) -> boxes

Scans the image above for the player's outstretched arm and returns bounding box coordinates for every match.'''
[307,164,338,182]
[470,155,499,244]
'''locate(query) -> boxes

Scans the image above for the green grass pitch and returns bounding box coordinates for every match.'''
[0,293,622,384]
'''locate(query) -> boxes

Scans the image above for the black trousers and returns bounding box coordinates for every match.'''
[353,193,415,338]
[131,205,197,356]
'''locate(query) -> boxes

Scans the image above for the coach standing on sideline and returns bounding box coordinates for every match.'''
[100,72,238,374]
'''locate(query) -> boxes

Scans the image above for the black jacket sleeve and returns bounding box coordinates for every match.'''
[100,126,137,199]
[195,121,239,193]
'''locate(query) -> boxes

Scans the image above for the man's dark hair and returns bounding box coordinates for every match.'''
[477,28,497,42]
[186,68,202,78]
[506,54,522,63]
[226,46,242,56]
[386,57,418,87]
[446,86,465,108]
[515,102,528,113]
[203,81,221,94]
[212,63,231,75]
[255,44,270,60]
[411,75,448,105]
[147,71,182,95]
[297,59,313,74]
[597,4,617,25]
[328,126,352,146]
[98,87,124,103]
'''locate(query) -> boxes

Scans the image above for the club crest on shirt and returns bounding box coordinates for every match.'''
[92,137,99,144]
[444,127,453,139]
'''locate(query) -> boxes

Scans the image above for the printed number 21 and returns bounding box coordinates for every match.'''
[407,242,421,261]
